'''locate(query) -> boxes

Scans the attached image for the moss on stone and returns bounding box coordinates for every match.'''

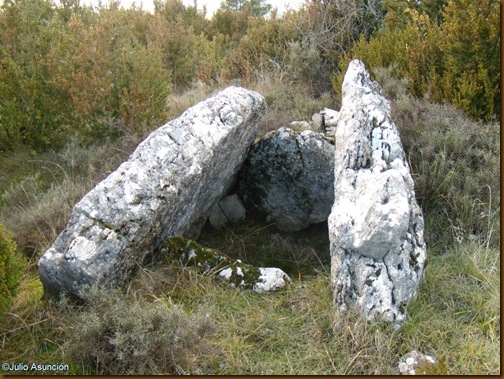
[156,237,271,290]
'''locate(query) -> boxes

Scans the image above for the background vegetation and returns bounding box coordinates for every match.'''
[0,0,500,374]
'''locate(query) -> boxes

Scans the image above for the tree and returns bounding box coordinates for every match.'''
[333,0,500,121]
[295,0,385,58]
[219,0,271,16]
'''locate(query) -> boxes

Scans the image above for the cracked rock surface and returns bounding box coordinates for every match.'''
[38,86,266,300]
[328,60,426,326]
[242,127,335,231]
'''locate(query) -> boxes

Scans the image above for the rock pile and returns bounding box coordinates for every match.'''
[38,65,426,325]
[328,60,427,326]
[38,87,266,299]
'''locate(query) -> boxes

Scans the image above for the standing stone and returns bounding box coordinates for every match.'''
[328,60,426,326]
[38,86,266,299]
[243,127,334,231]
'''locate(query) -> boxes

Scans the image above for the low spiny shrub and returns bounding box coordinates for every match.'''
[64,286,213,375]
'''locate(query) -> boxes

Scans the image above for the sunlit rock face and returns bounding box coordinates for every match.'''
[243,127,335,232]
[328,60,426,327]
[38,86,266,300]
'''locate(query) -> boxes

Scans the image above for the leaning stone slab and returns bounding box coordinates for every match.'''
[157,237,291,292]
[243,127,335,231]
[38,86,266,299]
[328,60,426,327]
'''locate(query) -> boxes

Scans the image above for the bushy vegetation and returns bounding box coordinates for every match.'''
[0,224,24,317]
[64,286,213,375]
[0,0,499,375]
[333,0,500,122]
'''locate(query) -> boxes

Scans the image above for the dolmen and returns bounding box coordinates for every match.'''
[328,60,427,327]
[38,87,269,299]
[38,62,427,329]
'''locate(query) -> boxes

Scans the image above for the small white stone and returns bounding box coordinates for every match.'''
[219,268,233,280]
[398,362,408,374]
[406,357,415,366]
[252,267,290,293]
[426,356,436,364]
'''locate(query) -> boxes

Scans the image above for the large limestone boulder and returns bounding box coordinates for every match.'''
[328,60,426,326]
[38,86,266,299]
[243,127,334,231]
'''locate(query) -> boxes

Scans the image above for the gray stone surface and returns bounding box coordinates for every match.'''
[289,120,311,130]
[310,112,324,132]
[243,127,334,232]
[328,60,426,327]
[38,86,266,299]
[208,193,246,228]
[320,108,340,127]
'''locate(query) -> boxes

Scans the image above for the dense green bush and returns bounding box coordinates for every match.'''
[0,224,24,316]
[334,0,500,122]
[221,14,297,84]
[0,0,172,152]
[65,286,213,374]
[373,66,500,248]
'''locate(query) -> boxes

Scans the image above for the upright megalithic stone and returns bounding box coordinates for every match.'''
[328,60,426,327]
[38,86,266,299]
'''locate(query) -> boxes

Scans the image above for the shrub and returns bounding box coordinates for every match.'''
[65,286,213,375]
[0,224,24,316]
[333,0,500,122]
[220,14,297,84]
[372,66,500,248]
[0,0,172,152]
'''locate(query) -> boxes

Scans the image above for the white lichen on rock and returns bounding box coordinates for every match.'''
[398,350,438,375]
[253,267,291,293]
[328,60,427,327]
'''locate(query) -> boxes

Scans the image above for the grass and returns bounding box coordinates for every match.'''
[0,74,500,375]
[0,234,500,374]
[0,134,142,258]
